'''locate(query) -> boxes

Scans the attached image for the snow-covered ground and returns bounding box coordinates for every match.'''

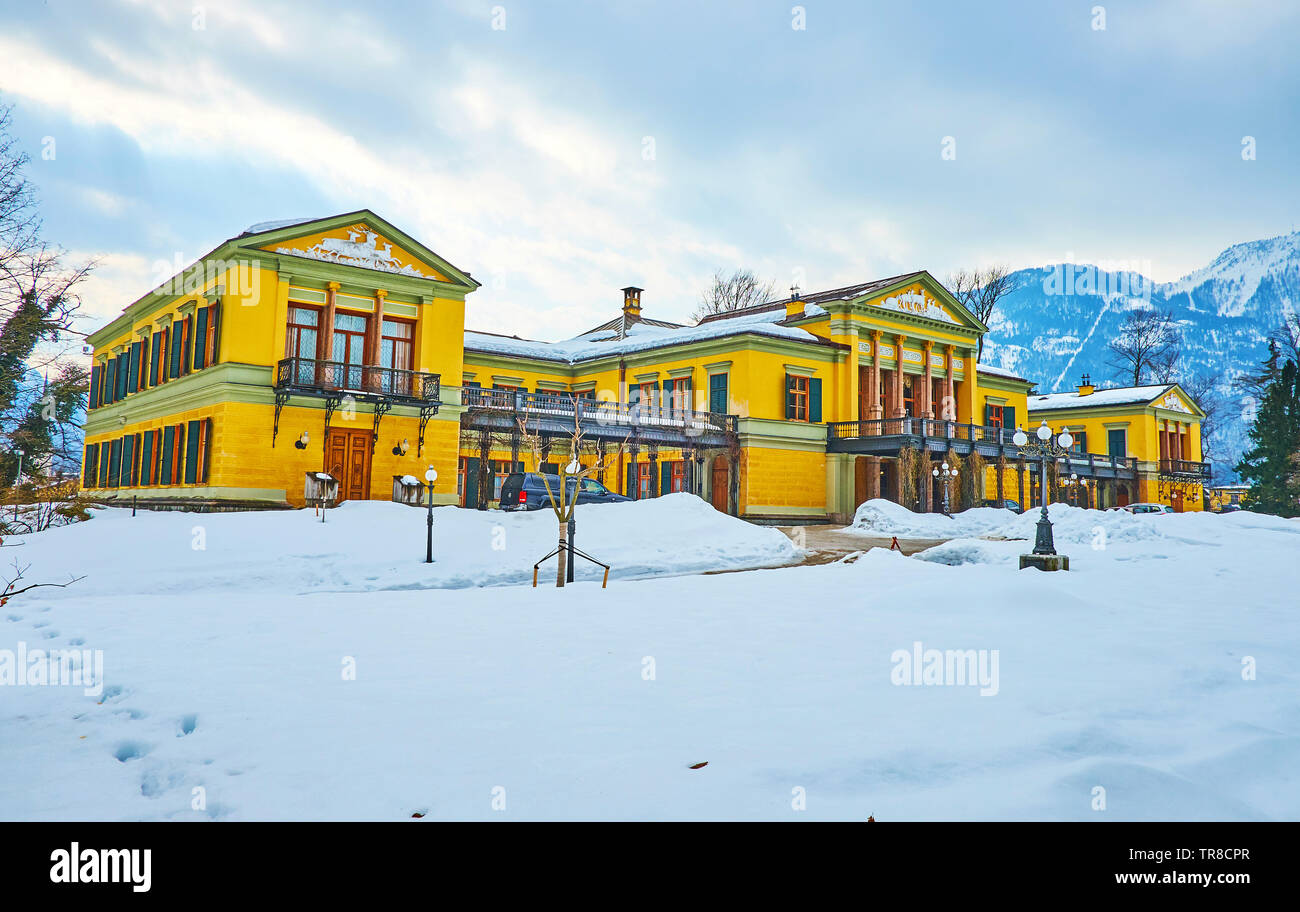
[2,497,1298,821]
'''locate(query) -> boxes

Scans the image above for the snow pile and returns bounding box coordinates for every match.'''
[13,493,798,596]
[912,538,1020,566]
[849,498,1182,546]
[997,502,1168,545]
[847,499,1018,539]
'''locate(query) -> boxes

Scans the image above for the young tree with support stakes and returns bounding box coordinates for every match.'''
[516,414,626,588]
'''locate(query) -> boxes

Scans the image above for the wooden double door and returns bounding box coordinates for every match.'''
[325,428,373,501]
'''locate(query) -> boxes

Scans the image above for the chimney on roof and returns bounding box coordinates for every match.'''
[785,284,804,319]
[1078,373,1095,396]
[621,286,643,321]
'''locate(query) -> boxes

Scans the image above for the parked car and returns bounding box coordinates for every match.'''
[1217,503,1242,514]
[981,499,1022,513]
[1120,502,1175,514]
[499,472,632,511]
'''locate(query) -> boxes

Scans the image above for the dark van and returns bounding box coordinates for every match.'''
[499,472,632,511]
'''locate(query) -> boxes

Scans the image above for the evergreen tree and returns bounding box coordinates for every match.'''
[1236,354,1300,516]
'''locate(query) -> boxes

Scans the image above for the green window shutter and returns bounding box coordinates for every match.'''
[209,302,221,365]
[108,438,122,487]
[193,308,209,370]
[660,461,672,496]
[128,341,141,393]
[161,426,175,484]
[709,373,727,414]
[118,354,129,400]
[784,374,795,419]
[809,378,822,423]
[150,332,162,386]
[142,430,154,484]
[983,404,991,425]
[540,462,558,475]
[83,443,98,488]
[169,325,182,378]
[104,359,115,403]
[463,457,479,507]
[88,366,99,410]
[98,443,110,487]
[122,435,135,487]
[626,463,635,498]
[185,420,201,483]
[181,316,194,375]
[514,460,524,472]
[1003,406,1015,432]
[201,418,213,483]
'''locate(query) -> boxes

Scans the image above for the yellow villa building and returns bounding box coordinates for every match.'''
[80,212,1211,520]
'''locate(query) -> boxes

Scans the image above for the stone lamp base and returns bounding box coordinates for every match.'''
[1019,553,1070,571]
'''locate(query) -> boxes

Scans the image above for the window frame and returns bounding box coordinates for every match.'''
[787,374,810,422]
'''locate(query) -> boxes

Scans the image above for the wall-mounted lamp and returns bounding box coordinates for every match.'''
[295,431,310,449]
[392,438,410,456]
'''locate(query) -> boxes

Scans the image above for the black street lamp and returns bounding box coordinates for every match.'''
[424,465,437,563]
[931,460,958,515]
[565,459,579,583]
[1062,472,1087,507]
[1013,420,1074,570]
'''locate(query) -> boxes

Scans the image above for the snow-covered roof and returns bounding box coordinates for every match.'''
[465,306,837,364]
[976,364,1029,381]
[241,217,321,236]
[1027,384,1170,411]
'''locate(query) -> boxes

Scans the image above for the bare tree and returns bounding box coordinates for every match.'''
[947,265,1019,358]
[1106,309,1181,387]
[693,269,777,323]
[516,414,625,587]
[0,100,94,485]
[1180,374,1225,466]
[0,558,83,608]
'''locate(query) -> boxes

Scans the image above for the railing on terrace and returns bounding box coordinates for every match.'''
[827,417,1020,445]
[1160,458,1213,479]
[827,417,1139,476]
[462,387,738,436]
[274,357,440,403]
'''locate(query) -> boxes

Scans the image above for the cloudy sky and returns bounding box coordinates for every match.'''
[2,0,1298,340]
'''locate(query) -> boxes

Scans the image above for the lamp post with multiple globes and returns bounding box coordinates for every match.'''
[931,461,958,515]
[1012,420,1074,565]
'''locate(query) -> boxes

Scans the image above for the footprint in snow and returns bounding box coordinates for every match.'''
[113,741,150,763]
[177,714,198,737]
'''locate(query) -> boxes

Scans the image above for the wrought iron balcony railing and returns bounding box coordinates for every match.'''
[827,417,1020,444]
[463,387,738,436]
[826,417,1139,476]
[1159,458,1212,480]
[274,357,440,403]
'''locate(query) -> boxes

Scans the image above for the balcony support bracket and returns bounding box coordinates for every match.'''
[322,392,343,450]
[417,402,438,457]
[272,389,290,448]
[370,397,393,455]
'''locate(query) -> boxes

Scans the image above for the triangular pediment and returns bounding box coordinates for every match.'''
[235,210,479,289]
[1149,384,1205,418]
[862,272,988,333]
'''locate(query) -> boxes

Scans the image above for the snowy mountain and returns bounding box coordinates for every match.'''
[980,230,1300,480]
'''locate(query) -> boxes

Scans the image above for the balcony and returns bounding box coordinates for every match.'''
[827,417,1139,479]
[1159,458,1212,480]
[274,357,440,405]
[461,387,737,447]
